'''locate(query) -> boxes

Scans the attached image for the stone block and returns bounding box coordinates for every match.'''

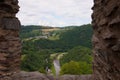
[2,18,21,30]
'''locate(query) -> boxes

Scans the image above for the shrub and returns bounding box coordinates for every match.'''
[60,61,81,75]
[60,61,92,75]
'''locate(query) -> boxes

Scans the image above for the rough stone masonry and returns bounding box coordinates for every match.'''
[92,0,120,80]
[0,0,21,79]
[0,0,120,80]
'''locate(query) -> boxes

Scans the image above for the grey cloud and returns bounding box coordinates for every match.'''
[17,0,93,26]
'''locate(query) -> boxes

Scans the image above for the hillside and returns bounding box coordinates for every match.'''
[20,25,61,39]
[20,24,93,75]
[59,24,93,48]
[21,24,93,52]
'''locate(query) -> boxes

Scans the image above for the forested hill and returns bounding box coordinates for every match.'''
[21,24,93,52]
[20,25,61,39]
[20,24,93,73]
[59,24,93,48]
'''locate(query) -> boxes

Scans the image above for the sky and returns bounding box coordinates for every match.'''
[17,0,93,27]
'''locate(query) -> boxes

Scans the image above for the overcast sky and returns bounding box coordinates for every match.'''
[17,0,93,27]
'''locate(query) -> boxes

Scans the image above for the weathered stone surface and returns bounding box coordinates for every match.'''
[0,29,21,79]
[57,75,92,80]
[92,0,120,80]
[0,0,21,79]
[11,71,51,80]
[11,72,92,80]
[0,0,19,14]
[2,18,21,30]
[0,0,120,80]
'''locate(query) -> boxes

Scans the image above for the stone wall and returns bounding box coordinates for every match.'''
[0,0,21,79]
[12,71,91,80]
[0,0,120,80]
[57,75,92,80]
[92,0,120,80]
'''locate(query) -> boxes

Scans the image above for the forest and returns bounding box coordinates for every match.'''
[20,24,93,75]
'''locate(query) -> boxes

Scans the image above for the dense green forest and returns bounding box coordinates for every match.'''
[20,25,42,39]
[21,50,52,73]
[21,24,92,52]
[20,24,93,75]
[60,46,92,75]
[60,46,92,65]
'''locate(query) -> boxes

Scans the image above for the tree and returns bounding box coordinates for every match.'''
[60,61,92,75]
[60,61,81,75]
[21,50,52,72]
[79,61,92,74]
[60,46,92,65]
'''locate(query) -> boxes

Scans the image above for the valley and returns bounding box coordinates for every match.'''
[20,24,93,76]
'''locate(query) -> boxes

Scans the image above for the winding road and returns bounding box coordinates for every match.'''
[53,59,60,76]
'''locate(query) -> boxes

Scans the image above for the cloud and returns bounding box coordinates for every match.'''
[17,0,93,27]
